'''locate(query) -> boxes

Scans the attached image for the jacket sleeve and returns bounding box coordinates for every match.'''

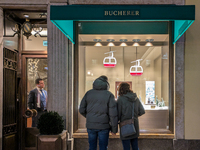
[117,97,122,121]
[79,93,87,118]
[108,94,118,133]
[138,99,145,116]
[28,90,35,109]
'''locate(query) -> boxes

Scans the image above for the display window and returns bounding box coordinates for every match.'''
[76,21,173,134]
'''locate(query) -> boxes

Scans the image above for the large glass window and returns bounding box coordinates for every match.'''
[77,22,171,133]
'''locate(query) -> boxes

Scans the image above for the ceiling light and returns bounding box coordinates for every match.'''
[95,42,102,46]
[107,39,115,46]
[132,39,140,46]
[23,14,29,18]
[145,39,154,46]
[120,39,128,46]
[94,39,102,46]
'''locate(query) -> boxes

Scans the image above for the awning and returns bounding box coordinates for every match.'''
[50,5,195,44]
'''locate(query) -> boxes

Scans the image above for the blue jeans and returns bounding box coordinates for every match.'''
[122,138,139,150]
[87,129,110,150]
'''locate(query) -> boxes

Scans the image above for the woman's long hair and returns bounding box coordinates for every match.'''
[118,82,133,96]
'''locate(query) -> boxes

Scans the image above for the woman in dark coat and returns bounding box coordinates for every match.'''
[117,82,145,150]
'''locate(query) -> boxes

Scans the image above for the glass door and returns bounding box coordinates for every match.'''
[22,55,47,128]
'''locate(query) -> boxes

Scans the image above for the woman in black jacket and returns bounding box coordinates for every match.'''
[117,82,145,150]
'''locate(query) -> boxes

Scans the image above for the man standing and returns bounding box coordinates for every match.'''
[28,78,47,127]
[79,75,118,150]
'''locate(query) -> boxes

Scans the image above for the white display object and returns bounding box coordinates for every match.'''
[145,81,155,104]
[103,51,117,68]
[130,59,143,76]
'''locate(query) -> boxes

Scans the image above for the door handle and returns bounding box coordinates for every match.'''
[24,109,37,118]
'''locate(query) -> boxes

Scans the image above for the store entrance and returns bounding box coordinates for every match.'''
[21,54,47,149]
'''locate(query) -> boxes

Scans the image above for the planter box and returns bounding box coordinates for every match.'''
[38,130,67,150]
[25,127,40,150]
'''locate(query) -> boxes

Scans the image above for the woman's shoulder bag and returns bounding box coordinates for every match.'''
[120,102,136,138]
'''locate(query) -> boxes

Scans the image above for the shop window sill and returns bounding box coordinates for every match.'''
[73,129,174,139]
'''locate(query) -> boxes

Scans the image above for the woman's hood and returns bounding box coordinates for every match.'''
[123,92,138,102]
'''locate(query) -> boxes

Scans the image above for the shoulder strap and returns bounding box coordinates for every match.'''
[132,102,135,119]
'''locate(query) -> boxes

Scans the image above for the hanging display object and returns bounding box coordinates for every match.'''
[103,51,117,68]
[130,59,143,76]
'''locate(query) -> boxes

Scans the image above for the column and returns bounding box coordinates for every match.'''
[0,7,3,150]
[47,4,69,128]
[175,35,185,139]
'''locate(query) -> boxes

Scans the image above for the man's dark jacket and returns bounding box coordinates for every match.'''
[117,92,145,140]
[28,88,38,109]
[79,77,118,133]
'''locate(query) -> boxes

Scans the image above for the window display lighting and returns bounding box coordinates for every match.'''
[94,39,102,46]
[132,39,140,46]
[145,39,154,46]
[120,39,128,46]
[107,39,115,46]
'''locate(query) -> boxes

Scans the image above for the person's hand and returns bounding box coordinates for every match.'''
[111,132,116,135]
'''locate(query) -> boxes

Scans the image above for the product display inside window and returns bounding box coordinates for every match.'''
[78,33,170,132]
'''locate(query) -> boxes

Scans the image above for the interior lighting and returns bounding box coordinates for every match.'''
[145,39,154,46]
[132,39,140,46]
[94,39,102,46]
[120,39,128,46]
[23,14,29,18]
[107,39,115,46]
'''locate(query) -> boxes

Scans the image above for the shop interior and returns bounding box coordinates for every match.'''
[78,34,170,131]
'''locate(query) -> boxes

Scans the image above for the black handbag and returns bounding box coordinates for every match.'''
[120,102,136,138]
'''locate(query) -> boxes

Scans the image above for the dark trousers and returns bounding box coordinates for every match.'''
[122,138,139,150]
[87,129,110,150]
[32,110,46,127]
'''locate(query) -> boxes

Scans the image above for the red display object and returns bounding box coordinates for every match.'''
[104,64,116,68]
[130,72,143,76]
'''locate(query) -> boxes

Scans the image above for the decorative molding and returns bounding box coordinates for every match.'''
[3,124,17,136]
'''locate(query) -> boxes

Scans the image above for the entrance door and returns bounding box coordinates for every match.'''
[22,54,47,149]
[3,47,18,150]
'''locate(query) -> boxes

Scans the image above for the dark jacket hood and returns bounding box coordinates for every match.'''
[123,92,138,102]
[93,77,108,90]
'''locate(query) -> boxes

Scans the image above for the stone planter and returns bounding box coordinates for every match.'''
[38,130,67,150]
[25,127,40,150]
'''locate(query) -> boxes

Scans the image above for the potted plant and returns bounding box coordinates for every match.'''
[37,111,67,150]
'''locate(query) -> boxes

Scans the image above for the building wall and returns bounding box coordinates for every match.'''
[185,0,200,139]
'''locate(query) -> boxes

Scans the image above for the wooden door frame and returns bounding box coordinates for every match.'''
[20,52,47,150]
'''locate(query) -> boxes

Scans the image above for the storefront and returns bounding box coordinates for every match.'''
[50,4,195,149]
[1,2,198,149]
